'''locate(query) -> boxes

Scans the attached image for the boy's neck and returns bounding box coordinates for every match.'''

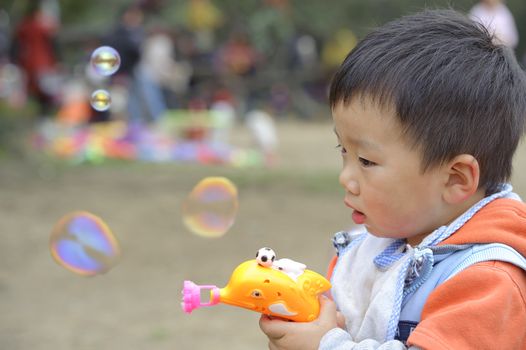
[407,188,487,247]
[446,187,487,226]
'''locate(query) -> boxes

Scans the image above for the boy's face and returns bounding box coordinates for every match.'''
[333,96,449,245]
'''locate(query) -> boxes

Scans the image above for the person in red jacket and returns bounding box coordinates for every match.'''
[11,0,60,116]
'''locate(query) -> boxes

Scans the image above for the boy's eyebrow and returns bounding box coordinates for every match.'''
[333,128,380,150]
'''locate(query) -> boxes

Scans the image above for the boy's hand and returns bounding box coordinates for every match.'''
[259,296,344,350]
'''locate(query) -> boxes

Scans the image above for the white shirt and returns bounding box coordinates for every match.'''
[469,3,519,48]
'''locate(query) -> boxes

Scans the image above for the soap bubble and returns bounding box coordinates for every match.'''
[182,177,239,237]
[90,89,111,111]
[90,46,121,76]
[50,211,121,276]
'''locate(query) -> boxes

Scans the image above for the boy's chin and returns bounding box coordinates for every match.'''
[364,225,383,237]
[366,226,403,240]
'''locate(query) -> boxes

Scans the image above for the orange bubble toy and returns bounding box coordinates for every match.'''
[181,247,331,322]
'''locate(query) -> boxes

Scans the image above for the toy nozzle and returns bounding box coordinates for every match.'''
[181,280,220,314]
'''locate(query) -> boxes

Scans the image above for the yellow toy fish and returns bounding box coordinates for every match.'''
[181,248,331,322]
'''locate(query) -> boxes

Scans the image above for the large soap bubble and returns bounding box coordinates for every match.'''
[50,211,121,276]
[182,177,239,237]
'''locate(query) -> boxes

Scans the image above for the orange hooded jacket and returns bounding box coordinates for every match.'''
[326,198,526,349]
[407,198,526,349]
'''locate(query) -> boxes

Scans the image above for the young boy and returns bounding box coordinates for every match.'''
[260,9,526,350]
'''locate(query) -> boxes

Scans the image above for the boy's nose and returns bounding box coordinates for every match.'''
[339,168,360,195]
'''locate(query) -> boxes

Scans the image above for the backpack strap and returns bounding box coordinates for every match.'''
[443,243,526,282]
[396,243,526,344]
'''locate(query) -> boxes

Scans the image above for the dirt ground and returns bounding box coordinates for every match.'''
[1,121,526,350]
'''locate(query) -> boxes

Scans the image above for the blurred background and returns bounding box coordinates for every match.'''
[1,0,525,349]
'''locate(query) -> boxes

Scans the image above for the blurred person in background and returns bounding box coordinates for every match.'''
[321,29,357,73]
[103,2,146,123]
[135,27,193,121]
[10,0,61,116]
[218,30,260,78]
[0,9,9,62]
[186,0,223,57]
[469,0,519,49]
[0,9,27,109]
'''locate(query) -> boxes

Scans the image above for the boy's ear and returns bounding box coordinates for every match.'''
[442,154,480,204]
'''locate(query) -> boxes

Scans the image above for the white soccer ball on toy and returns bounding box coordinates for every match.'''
[256,247,276,267]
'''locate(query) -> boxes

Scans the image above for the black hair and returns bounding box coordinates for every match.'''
[329,9,526,194]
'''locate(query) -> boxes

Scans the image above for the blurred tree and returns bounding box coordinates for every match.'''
[3,0,525,84]
[4,0,522,65]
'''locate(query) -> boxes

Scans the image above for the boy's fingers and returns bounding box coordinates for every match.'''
[317,295,337,323]
[336,312,346,329]
[259,314,290,339]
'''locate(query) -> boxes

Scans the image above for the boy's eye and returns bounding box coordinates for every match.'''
[359,157,375,167]
[335,144,347,154]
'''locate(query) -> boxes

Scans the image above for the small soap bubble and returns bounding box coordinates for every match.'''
[90,89,111,111]
[50,211,121,276]
[90,46,121,76]
[182,177,239,237]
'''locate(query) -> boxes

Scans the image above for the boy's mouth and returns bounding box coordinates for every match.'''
[352,210,366,225]
[344,200,366,225]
